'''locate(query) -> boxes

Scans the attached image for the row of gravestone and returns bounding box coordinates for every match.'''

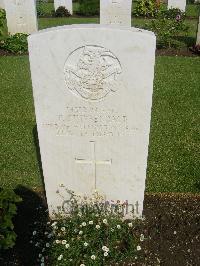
[1,0,196,35]
[0,0,72,35]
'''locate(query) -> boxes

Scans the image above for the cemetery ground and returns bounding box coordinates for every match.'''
[0,55,200,265]
[0,5,200,266]
[0,16,199,56]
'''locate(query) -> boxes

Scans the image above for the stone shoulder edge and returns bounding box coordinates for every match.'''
[28,24,156,41]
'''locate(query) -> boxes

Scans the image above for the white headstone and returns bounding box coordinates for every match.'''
[0,0,5,9]
[100,0,132,26]
[5,0,38,35]
[168,0,186,12]
[197,16,200,45]
[28,25,156,218]
[54,0,72,14]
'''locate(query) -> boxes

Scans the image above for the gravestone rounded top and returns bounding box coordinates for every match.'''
[28,24,156,218]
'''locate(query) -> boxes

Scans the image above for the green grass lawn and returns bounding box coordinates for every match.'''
[0,56,199,193]
[37,16,198,48]
[39,2,200,18]
[1,16,198,48]
[1,5,199,48]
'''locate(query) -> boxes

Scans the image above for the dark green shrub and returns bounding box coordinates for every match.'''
[0,33,28,54]
[0,188,22,250]
[134,0,161,18]
[147,8,189,48]
[186,0,195,4]
[37,2,48,17]
[160,8,186,19]
[77,0,99,16]
[53,6,71,17]
[0,8,6,37]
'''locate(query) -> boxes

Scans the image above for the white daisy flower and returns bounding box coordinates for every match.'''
[102,246,109,252]
[140,234,144,241]
[103,219,107,224]
[128,222,133,228]
[89,221,93,225]
[46,243,50,247]
[84,242,88,247]
[91,255,96,260]
[32,231,37,236]
[116,225,121,229]
[57,254,63,261]
[137,245,141,251]
[62,240,67,245]
[55,240,60,244]
[104,252,108,257]
[82,222,87,227]
[79,230,83,235]
[51,221,57,227]
[95,225,100,229]
[65,244,70,249]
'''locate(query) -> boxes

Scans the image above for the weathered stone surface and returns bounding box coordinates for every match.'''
[168,0,186,12]
[0,0,5,9]
[28,25,156,218]
[5,0,38,35]
[100,0,132,26]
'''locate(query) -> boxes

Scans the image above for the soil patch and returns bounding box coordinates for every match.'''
[156,48,199,57]
[0,48,199,57]
[0,190,200,266]
[0,49,28,57]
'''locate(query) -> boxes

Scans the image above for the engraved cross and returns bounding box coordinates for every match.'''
[75,141,112,189]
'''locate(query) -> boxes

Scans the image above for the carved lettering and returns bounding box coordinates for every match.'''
[43,106,137,137]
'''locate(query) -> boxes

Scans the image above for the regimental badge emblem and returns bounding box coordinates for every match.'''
[64,45,122,101]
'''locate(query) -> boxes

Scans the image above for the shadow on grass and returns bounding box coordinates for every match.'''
[33,125,46,191]
[0,127,48,265]
[0,186,48,266]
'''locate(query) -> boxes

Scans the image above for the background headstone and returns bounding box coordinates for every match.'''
[28,25,156,218]
[5,0,38,35]
[0,0,4,9]
[196,16,200,45]
[167,0,186,12]
[100,0,132,26]
[54,0,72,14]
